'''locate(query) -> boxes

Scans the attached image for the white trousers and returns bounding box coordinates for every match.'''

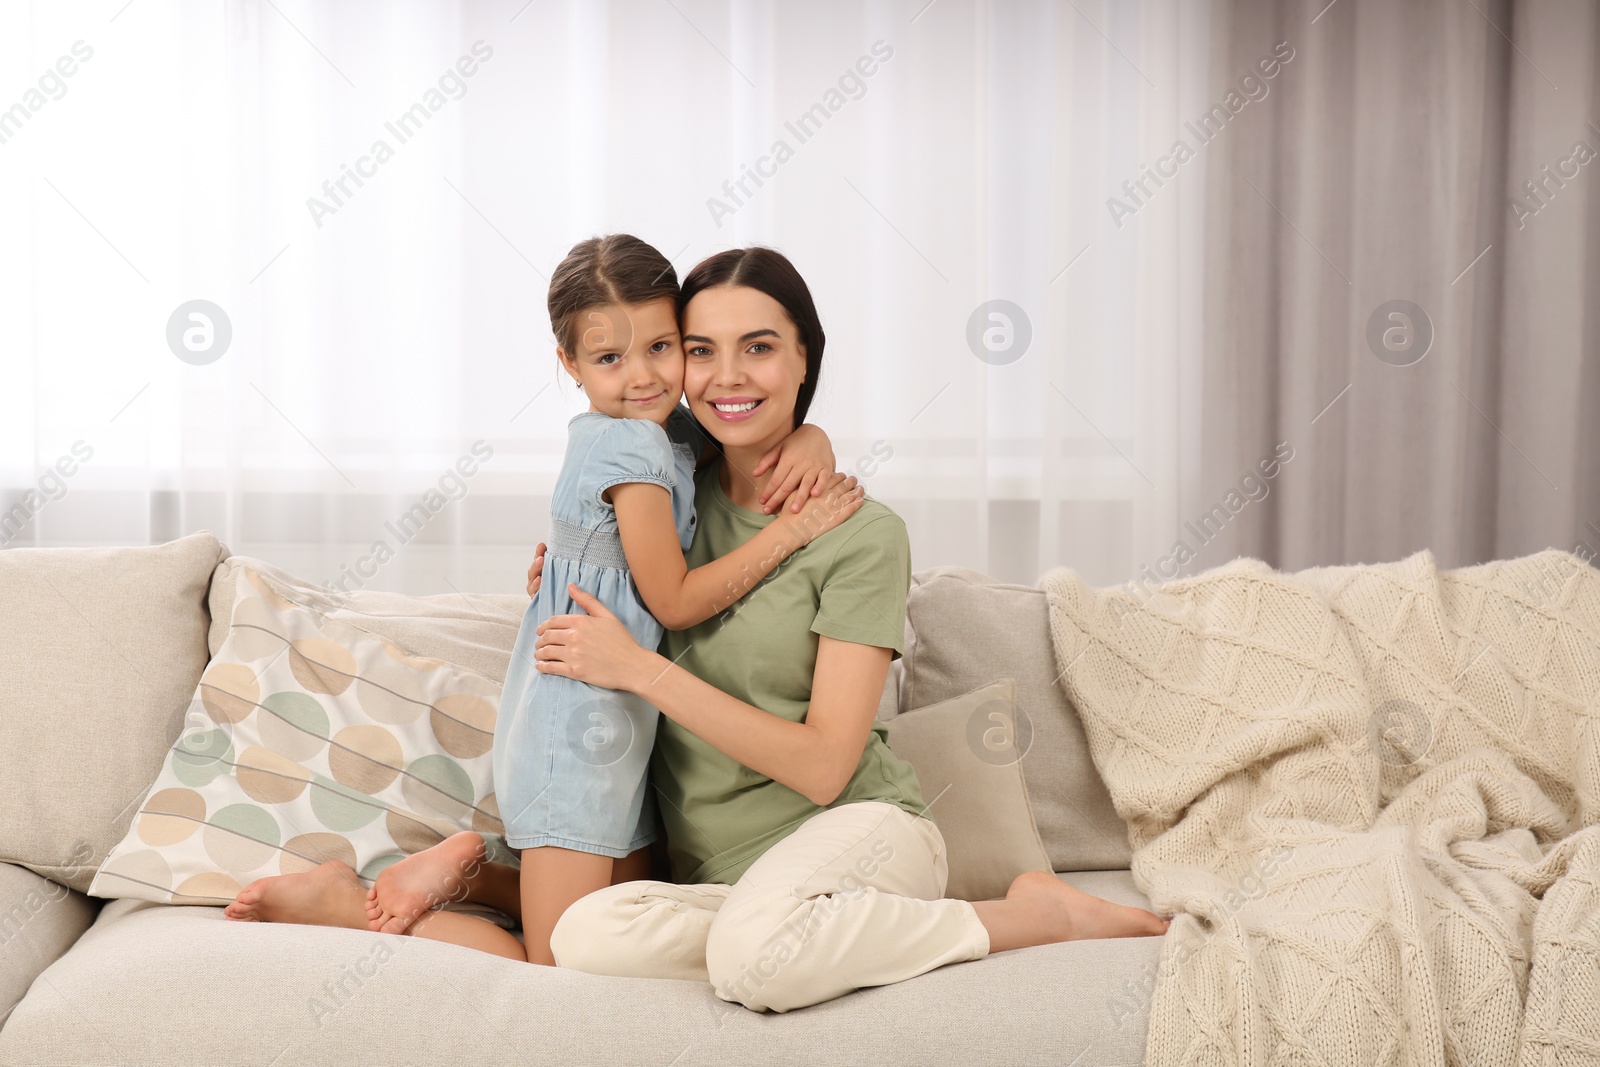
[549,801,992,1012]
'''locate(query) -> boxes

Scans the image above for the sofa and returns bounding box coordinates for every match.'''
[1,531,1161,1067]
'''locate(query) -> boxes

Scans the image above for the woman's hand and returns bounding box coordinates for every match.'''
[534,584,658,691]
[525,542,547,597]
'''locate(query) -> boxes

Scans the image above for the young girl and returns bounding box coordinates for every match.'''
[372,234,862,965]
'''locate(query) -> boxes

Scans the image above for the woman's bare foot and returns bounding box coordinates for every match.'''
[973,871,1169,954]
[224,860,371,930]
[1017,870,1169,940]
[366,831,487,935]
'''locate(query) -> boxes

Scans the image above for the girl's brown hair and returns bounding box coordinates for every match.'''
[547,235,678,356]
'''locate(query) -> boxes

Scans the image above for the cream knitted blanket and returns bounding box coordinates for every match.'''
[1042,549,1600,1066]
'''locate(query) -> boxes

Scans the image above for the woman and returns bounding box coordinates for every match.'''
[226,247,1168,1011]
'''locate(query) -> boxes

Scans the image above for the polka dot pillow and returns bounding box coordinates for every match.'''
[89,565,512,905]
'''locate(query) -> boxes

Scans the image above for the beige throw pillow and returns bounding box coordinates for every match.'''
[904,567,1132,871]
[884,680,1053,901]
[0,532,227,891]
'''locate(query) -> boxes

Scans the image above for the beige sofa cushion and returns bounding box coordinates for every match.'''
[903,567,1131,871]
[884,680,1052,900]
[0,862,102,1028]
[207,556,526,685]
[0,532,227,891]
[0,879,1159,1066]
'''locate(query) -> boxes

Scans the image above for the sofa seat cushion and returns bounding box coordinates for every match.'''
[904,567,1131,871]
[0,532,228,891]
[0,862,102,1030]
[0,872,1160,1066]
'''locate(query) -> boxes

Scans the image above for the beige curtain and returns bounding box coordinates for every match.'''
[1195,0,1600,572]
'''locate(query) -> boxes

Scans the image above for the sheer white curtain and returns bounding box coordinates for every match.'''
[1,0,1209,594]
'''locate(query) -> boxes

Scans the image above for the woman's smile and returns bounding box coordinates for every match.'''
[707,396,765,421]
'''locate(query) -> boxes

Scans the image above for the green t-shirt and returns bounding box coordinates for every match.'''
[650,463,928,885]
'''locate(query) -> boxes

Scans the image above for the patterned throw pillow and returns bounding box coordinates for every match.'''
[88,566,512,905]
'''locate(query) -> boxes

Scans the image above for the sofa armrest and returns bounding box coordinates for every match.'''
[0,864,100,1030]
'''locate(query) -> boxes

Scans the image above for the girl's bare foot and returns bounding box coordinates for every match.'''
[224,860,371,930]
[366,831,487,935]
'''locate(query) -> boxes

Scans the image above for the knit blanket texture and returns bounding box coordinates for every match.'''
[1042,549,1600,1066]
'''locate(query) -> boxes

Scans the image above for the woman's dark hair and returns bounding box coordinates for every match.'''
[547,234,678,356]
[678,247,824,429]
